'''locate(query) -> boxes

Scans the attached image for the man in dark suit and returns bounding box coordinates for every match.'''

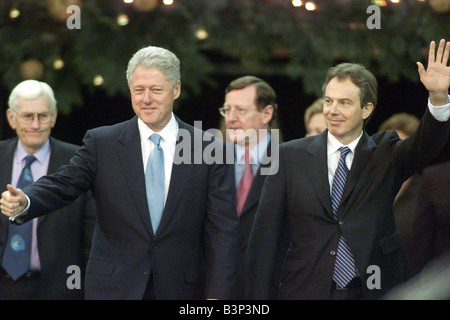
[219,75,280,299]
[1,46,238,300]
[245,39,450,300]
[409,158,450,275]
[0,80,95,299]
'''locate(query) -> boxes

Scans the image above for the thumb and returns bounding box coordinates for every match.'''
[417,62,425,77]
[7,184,18,197]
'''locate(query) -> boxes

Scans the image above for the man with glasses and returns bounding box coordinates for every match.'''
[220,75,280,299]
[0,80,96,299]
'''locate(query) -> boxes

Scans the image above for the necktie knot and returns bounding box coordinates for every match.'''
[339,146,351,162]
[150,134,162,150]
[24,155,36,168]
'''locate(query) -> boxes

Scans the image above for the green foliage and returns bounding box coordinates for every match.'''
[0,0,448,114]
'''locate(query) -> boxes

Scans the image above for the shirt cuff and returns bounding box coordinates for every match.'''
[428,95,450,122]
[9,194,30,222]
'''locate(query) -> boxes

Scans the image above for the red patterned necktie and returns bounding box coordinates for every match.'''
[236,151,254,217]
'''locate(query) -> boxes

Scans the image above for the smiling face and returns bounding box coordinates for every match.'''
[323,77,373,145]
[129,66,180,132]
[7,95,57,154]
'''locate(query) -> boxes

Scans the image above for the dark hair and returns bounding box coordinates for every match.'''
[225,75,278,120]
[322,63,377,126]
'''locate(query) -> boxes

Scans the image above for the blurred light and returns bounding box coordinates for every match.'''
[53,59,64,70]
[117,13,129,26]
[123,0,134,3]
[372,0,387,5]
[93,75,104,86]
[292,0,303,7]
[195,28,208,40]
[305,2,316,10]
[10,8,20,19]
[163,0,174,5]
[391,0,400,3]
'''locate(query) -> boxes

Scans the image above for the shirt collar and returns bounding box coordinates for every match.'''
[15,139,51,165]
[235,132,271,165]
[138,113,178,145]
[327,130,363,157]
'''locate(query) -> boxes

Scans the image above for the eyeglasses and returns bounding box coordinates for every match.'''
[218,106,257,117]
[15,112,53,124]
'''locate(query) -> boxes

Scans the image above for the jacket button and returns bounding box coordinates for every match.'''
[330,250,336,255]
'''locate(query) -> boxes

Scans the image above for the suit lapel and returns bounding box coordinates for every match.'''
[117,117,155,237]
[305,131,333,218]
[340,131,376,213]
[156,118,195,237]
[240,138,273,216]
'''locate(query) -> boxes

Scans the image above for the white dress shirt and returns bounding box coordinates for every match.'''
[138,113,178,205]
[13,139,51,271]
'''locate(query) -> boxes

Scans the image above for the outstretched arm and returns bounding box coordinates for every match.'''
[417,39,450,106]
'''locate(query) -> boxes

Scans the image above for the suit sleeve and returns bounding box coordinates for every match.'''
[393,108,449,181]
[203,143,240,300]
[245,146,287,300]
[23,130,97,221]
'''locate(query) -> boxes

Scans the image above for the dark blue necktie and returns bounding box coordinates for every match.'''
[145,134,165,234]
[331,147,356,288]
[2,155,36,280]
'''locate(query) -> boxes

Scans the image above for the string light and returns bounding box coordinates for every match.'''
[53,58,64,70]
[292,0,303,7]
[117,13,129,26]
[9,8,20,19]
[163,0,174,5]
[195,28,208,40]
[305,2,316,11]
[93,75,104,86]
[123,0,134,3]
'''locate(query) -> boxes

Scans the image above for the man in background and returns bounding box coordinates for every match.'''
[0,80,96,299]
[220,75,279,299]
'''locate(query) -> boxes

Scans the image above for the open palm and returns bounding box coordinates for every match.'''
[417,39,450,100]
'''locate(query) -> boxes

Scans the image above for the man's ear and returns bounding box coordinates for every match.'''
[262,105,274,125]
[6,109,17,130]
[362,102,374,120]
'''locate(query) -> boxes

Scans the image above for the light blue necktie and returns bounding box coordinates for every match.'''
[331,146,357,288]
[145,134,165,234]
[2,155,36,280]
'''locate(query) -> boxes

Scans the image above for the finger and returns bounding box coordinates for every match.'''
[435,39,445,64]
[442,41,450,66]
[7,184,17,197]
[417,62,425,78]
[428,41,436,67]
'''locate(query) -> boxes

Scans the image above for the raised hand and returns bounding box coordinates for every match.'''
[0,184,28,217]
[417,39,450,106]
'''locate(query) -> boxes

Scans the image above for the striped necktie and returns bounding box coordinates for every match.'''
[331,146,356,288]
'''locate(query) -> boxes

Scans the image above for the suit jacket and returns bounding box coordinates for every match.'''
[233,137,280,299]
[246,109,449,300]
[20,116,239,300]
[409,160,450,275]
[0,137,96,300]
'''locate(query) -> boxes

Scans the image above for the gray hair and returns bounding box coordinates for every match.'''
[126,46,181,87]
[8,80,57,112]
